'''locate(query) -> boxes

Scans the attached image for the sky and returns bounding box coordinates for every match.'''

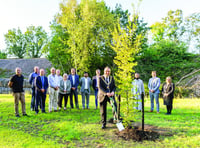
[0,0,199,50]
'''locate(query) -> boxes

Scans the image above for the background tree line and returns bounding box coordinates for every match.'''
[1,0,200,85]
[3,26,47,58]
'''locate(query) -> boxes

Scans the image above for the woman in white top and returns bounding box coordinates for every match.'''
[58,73,71,110]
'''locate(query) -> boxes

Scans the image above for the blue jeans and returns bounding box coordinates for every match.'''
[81,89,90,109]
[94,88,98,108]
[31,87,36,110]
[149,92,159,112]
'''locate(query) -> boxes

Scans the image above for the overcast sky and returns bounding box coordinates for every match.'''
[0,0,199,50]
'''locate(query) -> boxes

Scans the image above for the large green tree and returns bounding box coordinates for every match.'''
[57,0,115,76]
[43,20,72,73]
[4,26,47,58]
[4,28,26,58]
[135,39,200,82]
[25,26,47,58]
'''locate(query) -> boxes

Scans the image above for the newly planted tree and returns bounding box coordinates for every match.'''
[111,15,142,127]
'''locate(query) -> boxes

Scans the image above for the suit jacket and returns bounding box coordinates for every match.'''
[92,76,98,90]
[68,74,79,90]
[80,77,92,93]
[59,79,71,94]
[148,77,160,94]
[36,76,48,94]
[98,75,116,103]
[28,72,39,88]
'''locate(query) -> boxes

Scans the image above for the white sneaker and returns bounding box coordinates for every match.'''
[64,107,66,110]
[59,107,61,110]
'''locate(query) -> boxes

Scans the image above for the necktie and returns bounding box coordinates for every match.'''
[106,77,109,83]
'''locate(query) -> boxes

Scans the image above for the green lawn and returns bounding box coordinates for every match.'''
[0,94,200,148]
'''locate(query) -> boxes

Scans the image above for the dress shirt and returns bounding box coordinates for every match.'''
[96,76,99,87]
[48,74,59,88]
[41,76,44,88]
[72,75,75,85]
[85,77,88,89]
[105,76,109,83]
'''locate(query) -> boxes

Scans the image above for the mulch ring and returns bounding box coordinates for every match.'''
[115,124,172,141]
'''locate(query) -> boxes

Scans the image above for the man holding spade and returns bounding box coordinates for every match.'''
[98,66,117,129]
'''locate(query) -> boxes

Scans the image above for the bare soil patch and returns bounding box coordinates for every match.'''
[115,124,172,141]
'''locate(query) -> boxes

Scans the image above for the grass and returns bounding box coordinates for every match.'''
[0,94,200,148]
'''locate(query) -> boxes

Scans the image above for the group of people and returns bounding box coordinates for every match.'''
[28,67,103,113]
[132,71,175,115]
[8,66,174,129]
[8,66,102,116]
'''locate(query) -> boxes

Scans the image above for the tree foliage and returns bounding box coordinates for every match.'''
[184,12,200,53]
[151,9,185,43]
[57,0,116,76]
[0,50,7,59]
[111,4,130,28]
[111,14,142,127]
[25,26,47,58]
[4,26,47,58]
[4,28,26,58]
[43,20,72,74]
[135,39,200,82]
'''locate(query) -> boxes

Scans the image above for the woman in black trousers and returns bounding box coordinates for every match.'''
[162,76,175,115]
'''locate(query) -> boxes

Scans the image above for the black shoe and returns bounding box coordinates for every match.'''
[23,114,28,116]
[42,111,46,113]
[101,125,106,129]
[15,115,20,117]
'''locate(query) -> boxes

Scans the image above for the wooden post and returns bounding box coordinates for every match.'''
[142,93,144,131]
[117,95,121,120]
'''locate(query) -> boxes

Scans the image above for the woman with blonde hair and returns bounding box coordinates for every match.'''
[162,76,175,115]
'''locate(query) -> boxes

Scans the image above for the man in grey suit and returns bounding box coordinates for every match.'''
[80,72,92,109]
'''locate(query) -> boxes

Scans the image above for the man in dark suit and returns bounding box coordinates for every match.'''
[98,66,116,129]
[28,66,39,111]
[35,69,49,114]
[92,69,100,109]
[68,68,79,109]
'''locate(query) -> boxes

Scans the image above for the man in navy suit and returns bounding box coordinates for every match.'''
[68,68,79,109]
[35,69,49,114]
